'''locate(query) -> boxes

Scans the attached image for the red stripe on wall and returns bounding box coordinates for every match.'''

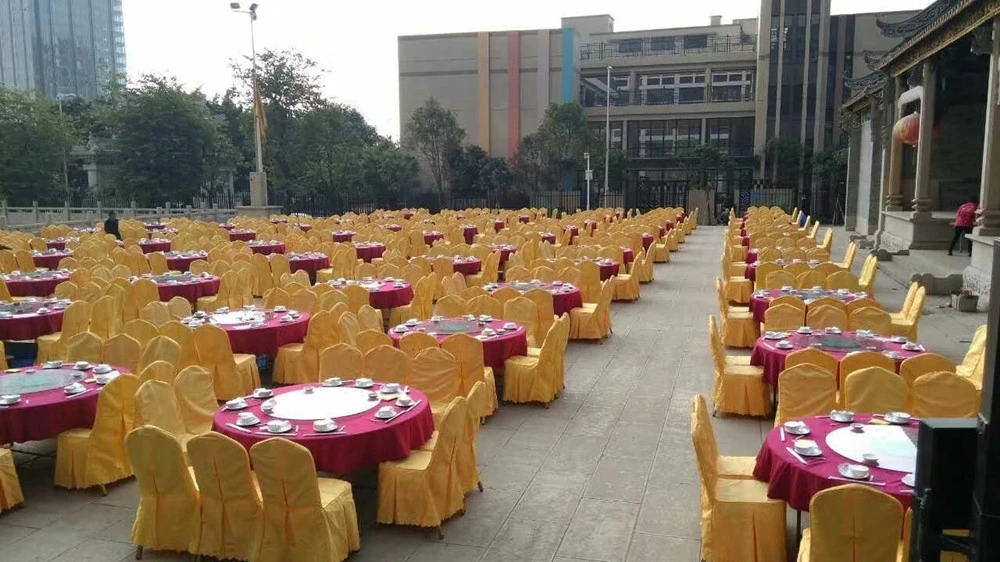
[507,31,520,157]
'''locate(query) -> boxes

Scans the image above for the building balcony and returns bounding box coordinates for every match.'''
[580,88,754,109]
[579,35,757,62]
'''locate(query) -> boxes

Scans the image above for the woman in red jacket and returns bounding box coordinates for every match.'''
[949,196,979,255]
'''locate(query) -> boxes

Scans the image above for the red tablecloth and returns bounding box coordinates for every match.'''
[745,250,759,264]
[0,307,64,340]
[332,231,356,243]
[750,332,926,387]
[749,290,861,324]
[384,224,402,232]
[518,215,530,224]
[742,236,751,247]
[596,260,620,280]
[642,234,655,250]
[230,230,257,242]
[145,224,167,232]
[622,248,635,265]
[0,366,130,444]
[389,319,528,370]
[745,263,759,282]
[32,251,73,270]
[298,225,312,232]
[462,226,479,244]
[249,242,285,255]
[354,243,386,263]
[213,383,434,474]
[564,226,579,241]
[490,245,517,263]
[138,240,171,253]
[452,258,482,276]
[163,252,208,272]
[155,275,221,304]
[219,224,236,231]
[215,311,310,356]
[494,220,505,233]
[541,233,557,245]
[753,415,916,512]
[487,283,583,316]
[423,232,444,246]
[5,274,69,297]
[287,254,330,279]
[664,221,674,232]
[403,212,414,220]
[45,240,68,250]
[369,281,414,310]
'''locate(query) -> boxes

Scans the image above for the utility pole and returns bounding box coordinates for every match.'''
[604,65,613,208]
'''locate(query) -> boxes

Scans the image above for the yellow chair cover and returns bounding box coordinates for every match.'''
[356,329,391,353]
[65,331,103,363]
[357,304,383,332]
[691,395,756,479]
[37,300,91,363]
[775,365,838,426]
[840,351,895,381]
[436,294,467,318]
[709,316,770,416]
[442,333,496,418]
[467,294,502,318]
[125,425,201,556]
[158,321,199,369]
[103,333,141,373]
[524,288,556,343]
[134,380,196,450]
[503,297,538,345]
[504,315,566,405]
[806,305,848,330]
[399,331,438,357]
[797,484,902,562]
[123,318,160,350]
[785,347,840,376]
[139,360,176,385]
[54,373,140,491]
[764,303,804,332]
[337,312,360,346]
[141,301,171,327]
[319,343,364,379]
[899,353,956,386]
[569,279,613,340]
[186,432,263,562]
[174,366,218,434]
[167,296,192,319]
[263,287,291,309]
[910,372,978,418]
[410,347,461,410]
[290,290,318,314]
[193,324,260,400]
[956,325,987,388]
[274,309,337,384]
[139,335,181,372]
[364,345,410,384]
[0,448,23,512]
[90,295,121,339]
[849,306,892,335]
[715,278,758,348]
[843,367,907,414]
[343,284,370,315]
[250,438,360,562]
[455,384,484,493]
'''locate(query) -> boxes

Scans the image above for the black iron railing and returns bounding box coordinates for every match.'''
[580,87,753,108]
[580,35,757,60]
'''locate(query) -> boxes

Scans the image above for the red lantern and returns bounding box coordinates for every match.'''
[893,112,920,145]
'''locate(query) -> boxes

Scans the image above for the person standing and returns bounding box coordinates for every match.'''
[949,196,979,256]
[104,210,122,241]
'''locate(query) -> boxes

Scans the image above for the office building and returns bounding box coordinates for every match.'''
[0,0,127,100]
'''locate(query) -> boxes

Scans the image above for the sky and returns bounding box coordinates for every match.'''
[121,0,932,140]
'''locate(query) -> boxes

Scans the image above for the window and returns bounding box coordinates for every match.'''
[679,88,705,103]
[645,77,661,86]
[684,34,708,50]
[711,85,744,102]
[694,75,705,83]
[729,73,743,81]
[713,73,728,83]
[679,76,693,84]
[617,39,641,54]
[611,76,630,90]
[650,36,675,52]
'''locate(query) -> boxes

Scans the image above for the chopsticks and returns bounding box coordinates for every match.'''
[827,476,886,487]
[226,423,253,434]
[785,447,809,466]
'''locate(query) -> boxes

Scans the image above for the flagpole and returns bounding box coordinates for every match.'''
[232,2,268,208]
[250,9,264,177]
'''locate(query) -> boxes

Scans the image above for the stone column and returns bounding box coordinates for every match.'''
[977,18,1000,236]
[912,60,936,215]
[885,76,905,211]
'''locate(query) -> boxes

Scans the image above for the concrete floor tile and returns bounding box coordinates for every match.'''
[557,498,639,562]
[407,542,485,562]
[49,538,136,562]
[540,435,608,475]
[635,483,701,540]
[484,518,568,561]
[0,523,36,548]
[605,422,661,461]
[0,528,85,562]
[440,488,522,547]
[626,533,701,562]
[584,456,652,503]
[476,427,515,466]
[564,407,620,438]
[511,471,589,523]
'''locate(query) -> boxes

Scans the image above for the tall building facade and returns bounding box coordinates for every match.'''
[0,0,126,100]
[398,1,917,215]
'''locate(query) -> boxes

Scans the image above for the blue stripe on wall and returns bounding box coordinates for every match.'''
[561,29,575,102]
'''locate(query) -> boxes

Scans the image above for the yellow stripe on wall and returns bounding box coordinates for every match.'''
[477,32,490,150]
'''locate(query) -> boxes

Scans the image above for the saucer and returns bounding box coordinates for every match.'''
[838,463,871,480]
[783,422,810,436]
[312,423,338,433]
[266,422,293,434]
[0,395,21,405]
[354,379,374,388]
[396,398,414,407]
[322,378,342,387]
[902,473,915,487]
[775,341,793,349]
[830,410,855,423]
[375,409,396,419]
[236,415,260,427]
[225,400,249,410]
[884,412,912,425]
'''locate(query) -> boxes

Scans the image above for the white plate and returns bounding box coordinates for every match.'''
[225,402,249,410]
[236,416,260,427]
[354,380,374,388]
[796,445,823,457]
[267,424,293,434]
[776,342,793,349]
[375,409,395,419]
[902,473,915,487]
[312,424,338,433]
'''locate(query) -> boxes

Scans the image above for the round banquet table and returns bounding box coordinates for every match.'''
[230,230,257,242]
[490,245,517,263]
[151,274,221,304]
[4,272,70,297]
[494,220,505,233]
[354,243,386,263]
[462,226,479,244]
[0,301,65,340]
[621,248,635,265]
[753,415,916,512]
[163,251,209,272]
[537,258,618,281]
[137,240,171,253]
[452,257,482,276]
[423,231,444,246]
[45,239,70,250]
[384,224,402,232]
[749,289,862,324]
[642,234,655,250]
[249,242,285,255]
[0,366,129,444]
[750,331,927,387]
[219,224,236,231]
[287,253,330,280]
[519,215,530,224]
[389,318,528,370]
[742,236,751,247]
[329,280,414,310]
[486,282,584,316]
[332,231,356,243]
[145,224,167,232]
[745,250,759,264]
[199,309,310,356]
[213,383,434,474]
[745,261,826,282]
[32,250,73,270]
[541,233,557,245]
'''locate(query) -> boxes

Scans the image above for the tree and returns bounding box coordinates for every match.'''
[593,149,629,193]
[206,89,254,193]
[510,133,546,192]
[0,88,77,204]
[682,144,735,190]
[103,75,237,205]
[290,103,379,199]
[763,137,806,186]
[534,102,597,189]
[404,98,466,198]
[363,139,419,208]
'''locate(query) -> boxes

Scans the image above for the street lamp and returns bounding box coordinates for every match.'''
[56,93,77,194]
[584,153,592,211]
[230,2,267,206]
[604,65,612,208]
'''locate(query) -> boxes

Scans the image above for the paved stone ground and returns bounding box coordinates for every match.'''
[0,225,986,561]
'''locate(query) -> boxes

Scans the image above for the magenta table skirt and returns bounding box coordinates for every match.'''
[219,311,310,356]
[158,277,220,304]
[597,261,620,281]
[753,415,915,512]
[745,264,758,282]
[541,234,557,245]
[332,232,355,243]
[249,243,285,256]
[354,244,386,263]
[6,276,67,297]
[453,258,482,276]
[389,319,528,370]
[564,226,579,241]
[45,240,67,250]
[0,366,130,444]
[642,234,655,250]
[489,284,583,317]
[0,311,63,340]
[490,246,516,263]
[289,256,331,279]
[164,252,208,272]
[622,248,635,265]
[423,233,444,246]
[463,226,479,244]
[745,250,759,264]
[230,231,256,242]
[368,282,414,310]
[749,290,861,324]
[145,224,167,232]
[384,225,402,232]
[519,215,530,224]
[33,252,72,269]
[750,332,926,387]
[742,236,751,247]
[213,383,434,474]
[139,241,171,253]
[494,220,505,233]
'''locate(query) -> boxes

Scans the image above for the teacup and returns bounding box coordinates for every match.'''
[405,319,419,327]
[0,394,21,405]
[796,326,812,334]
[226,398,247,409]
[95,373,116,385]
[377,406,396,418]
[64,382,84,394]
[850,422,866,433]
[355,378,374,388]
[303,386,315,394]
[216,307,230,314]
[313,418,336,432]
[93,364,112,374]
[36,307,50,314]
[253,388,273,399]
[793,439,818,453]
[843,463,870,480]
[862,453,880,465]
[382,383,400,394]
[267,420,291,433]
[323,377,341,387]
[261,399,276,412]
[503,322,517,330]
[194,311,207,318]
[396,395,414,407]
[886,412,912,424]
[74,361,90,370]
[237,412,259,426]
[783,420,808,434]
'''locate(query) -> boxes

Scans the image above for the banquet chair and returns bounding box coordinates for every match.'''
[411,347,461,417]
[263,287,291,309]
[319,288,349,312]
[290,290,318,314]
[193,324,260,400]
[134,380,198,461]
[461,286,488,300]
[13,249,35,272]
[356,329,392,354]
[956,325,987,388]
[355,261,377,280]
[376,397,465,538]
[910,373,978,418]
[691,395,786,562]
[343,285,370,315]
[796,269,826,290]
[775,365,838,426]
[54,373,140,493]
[783,262,810,277]
[840,351,895,382]
[197,271,236,312]
[764,270,796,290]
[504,315,567,406]
[124,425,200,560]
[763,303,804,332]
[159,321,198,370]
[166,296,192,319]
[364,345,410,384]
[714,278,758,348]
[524,288,556,342]
[612,259,640,302]
[141,301,171,327]
[577,261,602,303]
[785,348,840,377]
[845,297,882,314]
[436,294,467,318]
[708,316,770,417]
[90,295,122,339]
[78,281,103,303]
[102,333,141,373]
[186,432,262,562]
[250,438,360,561]
[269,254,292,287]
[806,305,848,331]
[899,353,956,387]
[769,295,806,312]
[190,260,211,275]
[251,253,274,297]
[826,270,860,291]
[357,304,383,332]
[890,285,926,341]
[0,449,23,512]
[37,300,91,363]
[503,297,539,346]
[442,333,497,418]
[274,310,338,384]
[65,331,104,364]
[858,255,878,296]
[337,312,360,346]
[752,262,779,288]
[139,361,175,384]
[505,265,529,282]
[797,484,903,562]
[843,367,907,414]
[531,266,556,282]
[690,395,756,478]
[848,307,892,335]
[491,286,521,307]
[54,281,79,300]
[132,278,161,316]
[467,295,502,319]
[834,242,859,271]
[173,366,218,434]
[454,381,485,492]
[399,331,439,358]
[139,335,182,373]
[148,252,170,275]
[319,344,365,379]
[720,255,752,305]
